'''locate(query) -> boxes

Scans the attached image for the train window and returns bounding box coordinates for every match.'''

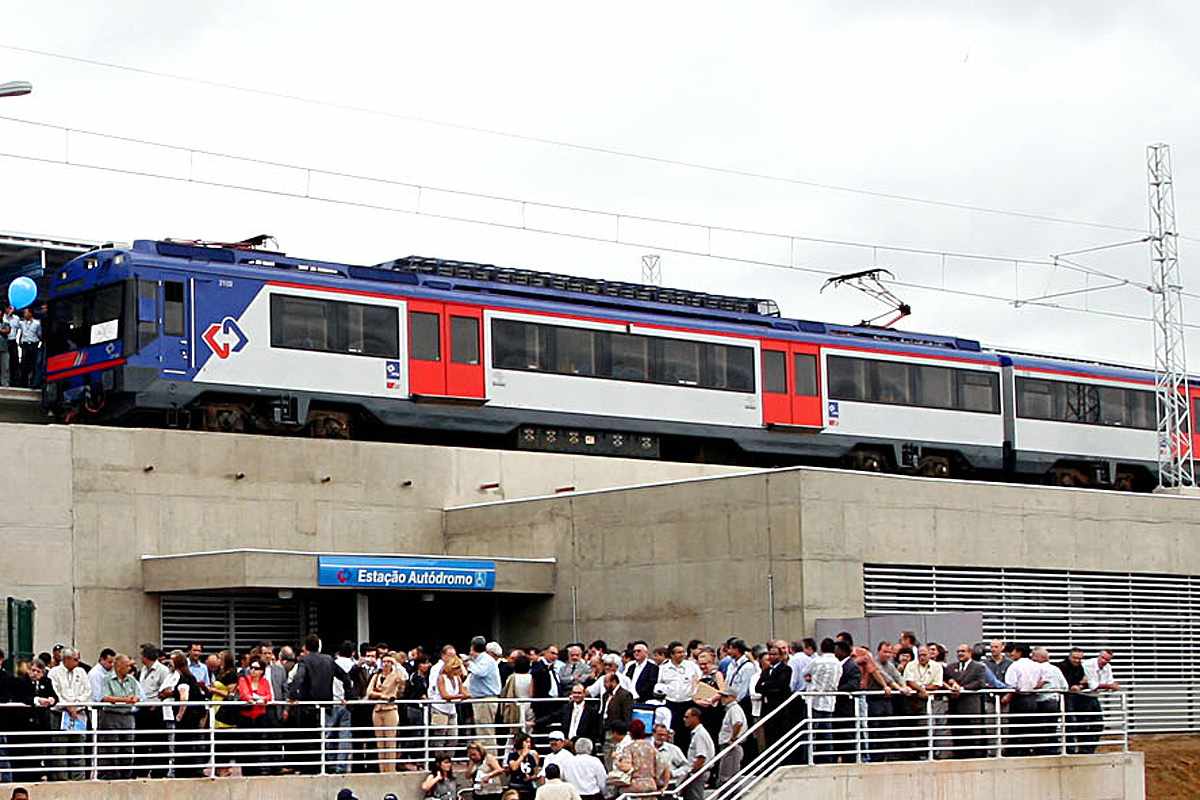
[1016,378,1055,420]
[701,343,754,392]
[610,333,649,381]
[348,304,400,358]
[555,326,597,376]
[957,371,1000,414]
[827,355,869,401]
[763,351,787,393]
[492,319,547,371]
[913,364,954,409]
[657,339,701,386]
[872,360,912,405]
[793,353,817,396]
[271,295,398,358]
[409,312,440,361]
[450,316,480,365]
[163,282,185,337]
[1099,386,1129,426]
[137,280,158,349]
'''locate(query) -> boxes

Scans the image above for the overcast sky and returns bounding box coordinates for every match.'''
[3,1,1200,366]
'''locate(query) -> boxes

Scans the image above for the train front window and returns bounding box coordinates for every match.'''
[47,283,124,356]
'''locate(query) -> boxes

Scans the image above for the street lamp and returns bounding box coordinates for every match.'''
[0,81,33,98]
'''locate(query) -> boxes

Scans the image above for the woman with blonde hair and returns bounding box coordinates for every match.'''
[432,654,468,751]
[466,740,505,798]
[368,655,406,772]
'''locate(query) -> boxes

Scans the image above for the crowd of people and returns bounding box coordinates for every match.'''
[0,631,1120,792]
[0,303,43,389]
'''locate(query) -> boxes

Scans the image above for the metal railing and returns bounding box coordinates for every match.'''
[0,696,577,781]
[616,688,1128,800]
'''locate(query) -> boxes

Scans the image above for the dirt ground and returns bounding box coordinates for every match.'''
[1129,736,1200,799]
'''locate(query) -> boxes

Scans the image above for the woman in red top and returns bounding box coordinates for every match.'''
[236,659,274,775]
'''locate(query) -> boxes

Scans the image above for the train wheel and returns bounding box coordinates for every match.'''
[309,411,351,440]
[918,455,952,478]
[1049,466,1090,488]
[849,449,888,473]
[202,403,249,433]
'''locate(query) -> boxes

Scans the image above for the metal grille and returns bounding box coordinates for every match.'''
[160,594,303,655]
[863,563,1200,733]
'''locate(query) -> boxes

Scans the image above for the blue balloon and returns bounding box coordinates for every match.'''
[7,276,37,310]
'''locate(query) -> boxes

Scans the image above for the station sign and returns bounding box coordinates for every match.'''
[317,556,496,591]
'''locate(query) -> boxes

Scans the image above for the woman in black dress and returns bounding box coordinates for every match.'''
[169,650,209,777]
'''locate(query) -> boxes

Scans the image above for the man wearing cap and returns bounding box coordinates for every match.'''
[543,731,575,773]
[715,689,745,786]
[535,763,581,800]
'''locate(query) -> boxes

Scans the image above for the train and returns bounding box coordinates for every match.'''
[41,239,1189,491]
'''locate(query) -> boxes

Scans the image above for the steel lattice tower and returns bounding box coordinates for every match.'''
[1147,143,1195,488]
[641,254,662,285]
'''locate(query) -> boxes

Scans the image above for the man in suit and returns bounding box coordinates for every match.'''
[555,682,601,742]
[558,644,591,687]
[945,643,988,759]
[289,634,354,773]
[624,641,659,703]
[347,645,378,772]
[833,640,861,763]
[754,640,793,748]
[599,673,633,732]
[531,645,563,732]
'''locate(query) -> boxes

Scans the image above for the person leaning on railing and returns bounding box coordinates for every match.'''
[97,654,141,780]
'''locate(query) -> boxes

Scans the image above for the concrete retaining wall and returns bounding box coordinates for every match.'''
[0,771,423,800]
[748,753,1144,800]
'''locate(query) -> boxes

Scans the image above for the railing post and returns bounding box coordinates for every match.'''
[423,702,431,769]
[994,691,1004,758]
[853,693,863,764]
[805,698,814,766]
[1121,693,1129,753]
[208,703,217,775]
[90,706,99,780]
[1058,693,1068,756]
[320,705,327,775]
[925,695,934,761]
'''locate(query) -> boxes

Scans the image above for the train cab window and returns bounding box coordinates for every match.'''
[163,282,185,337]
[137,280,158,349]
[555,326,597,376]
[763,351,786,393]
[957,371,999,414]
[410,311,441,361]
[794,353,818,396]
[657,339,701,386]
[450,316,480,365]
[610,333,649,381]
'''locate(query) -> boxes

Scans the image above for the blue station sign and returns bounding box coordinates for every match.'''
[317,556,496,591]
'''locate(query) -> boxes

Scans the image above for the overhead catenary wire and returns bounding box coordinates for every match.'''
[0,40,1182,240]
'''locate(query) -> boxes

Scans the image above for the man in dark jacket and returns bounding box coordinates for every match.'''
[599,673,634,732]
[288,635,353,774]
[833,640,861,763]
[754,641,793,748]
[945,643,988,759]
[624,642,660,703]
[348,646,378,772]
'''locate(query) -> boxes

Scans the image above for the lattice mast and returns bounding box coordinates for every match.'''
[1147,143,1195,488]
[641,254,662,286]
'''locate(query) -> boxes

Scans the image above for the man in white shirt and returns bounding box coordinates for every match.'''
[535,763,581,800]
[682,707,715,800]
[805,638,840,764]
[585,654,635,698]
[723,640,758,714]
[565,737,608,800]
[136,645,171,778]
[653,723,689,785]
[1077,649,1118,754]
[656,641,701,747]
[1002,643,1044,757]
[1031,647,1068,756]
[543,731,575,772]
[48,648,92,781]
[788,638,815,693]
[715,689,746,786]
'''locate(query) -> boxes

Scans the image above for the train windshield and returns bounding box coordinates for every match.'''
[47,283,125,357]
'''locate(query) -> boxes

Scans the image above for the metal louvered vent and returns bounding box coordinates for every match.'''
[160,594,304,655]
[863,564,1200,734]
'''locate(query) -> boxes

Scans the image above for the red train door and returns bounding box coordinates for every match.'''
[761,343,792,426]
[790,344,823,427]
[407,300,446,397]
[445,304,485,398]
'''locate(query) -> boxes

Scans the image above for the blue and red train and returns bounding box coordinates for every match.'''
[42,239,1185,490]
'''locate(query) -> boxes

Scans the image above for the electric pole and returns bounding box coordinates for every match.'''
[1147,143,1195,489]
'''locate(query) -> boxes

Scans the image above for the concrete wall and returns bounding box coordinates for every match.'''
[443,467,1200,645]
[0,770,423,800]
[749,753,1144,800]
[1,422,745,656]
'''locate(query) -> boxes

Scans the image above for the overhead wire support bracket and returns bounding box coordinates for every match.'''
[820,268,912,328]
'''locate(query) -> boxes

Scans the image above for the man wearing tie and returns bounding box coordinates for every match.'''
[559,683,600,742]
[600,673,634,732]
[533,645,563,733]
[624,642,659,703]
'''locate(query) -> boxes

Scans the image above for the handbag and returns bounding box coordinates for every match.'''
[216,684,241,726]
